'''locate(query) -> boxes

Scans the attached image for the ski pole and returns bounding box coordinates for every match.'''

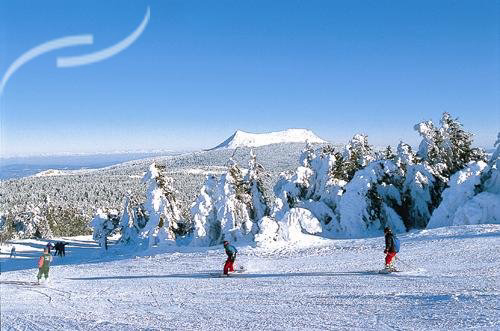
[395,255,414,268]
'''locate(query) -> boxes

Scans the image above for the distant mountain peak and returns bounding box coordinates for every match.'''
[210,128,327,150]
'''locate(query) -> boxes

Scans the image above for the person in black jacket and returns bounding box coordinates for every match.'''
[384,227,396,269]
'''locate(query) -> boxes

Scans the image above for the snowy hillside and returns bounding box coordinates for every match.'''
[34,169,67,177]
[1,225,499,330]
[1,113,497,245]
[0,143,313,238]
[210,129,327,150]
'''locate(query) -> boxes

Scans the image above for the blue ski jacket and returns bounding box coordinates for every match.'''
[224,244,237,257]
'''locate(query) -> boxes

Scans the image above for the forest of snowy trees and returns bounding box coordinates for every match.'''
[1,113,499,246]
[88,113,499,248]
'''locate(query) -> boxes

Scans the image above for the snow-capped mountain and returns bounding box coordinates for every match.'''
[210,129,327,150]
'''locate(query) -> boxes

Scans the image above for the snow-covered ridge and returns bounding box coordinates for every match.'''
[210,129,327,150]
[33,169,67,177]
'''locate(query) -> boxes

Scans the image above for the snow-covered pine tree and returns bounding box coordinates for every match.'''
[415,119,443,166]
[383,145,396,161]
[343,134,375,180]
[336,160,406,238]
[427,132,499,228]
[90,208,120,249]
[245,149,270,221]
[390,140,442,229]
[118,195,147,245]
[395,141,416,170]
[330,150,349,181]
[214,159,257,244]
[8,205,53,239]
[190,175,218,246]
[272,144,346,237]
[191,153,271,246]
[440,112,486,175]
[140,163,182,247]
[415,113,485,177]
[401,163,441,229]
[476,132,500,194]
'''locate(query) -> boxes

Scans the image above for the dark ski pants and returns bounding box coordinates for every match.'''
[224,259,235,275]
[385,252,396,266]
[37,267,49,280]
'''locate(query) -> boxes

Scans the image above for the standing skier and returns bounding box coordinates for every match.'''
[37,247,53,283]
[223,240,237,275]
[384,227,397,270]
[9,245,16,258]
[46,242,53,254]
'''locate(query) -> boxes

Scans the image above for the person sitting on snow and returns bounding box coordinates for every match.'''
[223,240,237,275]
[37,247,53,283]
[384,227,397,270]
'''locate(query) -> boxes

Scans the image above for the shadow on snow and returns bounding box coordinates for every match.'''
[68,270,427,281]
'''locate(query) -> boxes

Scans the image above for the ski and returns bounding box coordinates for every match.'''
[378,269,401,274]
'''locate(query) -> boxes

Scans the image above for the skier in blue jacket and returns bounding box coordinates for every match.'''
[223,240,237,275]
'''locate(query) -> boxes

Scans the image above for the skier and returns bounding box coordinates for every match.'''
[53,242,61,257]
[61,242,67,256]
[384,227,397,271]
[37,247,53,283]
[223,240,237,275]
[9,245,16,258]
[46,242,53,254]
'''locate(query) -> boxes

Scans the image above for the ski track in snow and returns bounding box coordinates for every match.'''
[1,225,499,330]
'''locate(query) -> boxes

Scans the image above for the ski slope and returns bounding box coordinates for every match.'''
[1,225,499,330]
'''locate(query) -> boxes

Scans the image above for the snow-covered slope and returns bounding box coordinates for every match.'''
[210,129,327,150]
[1,225,499,330]
[33,169,68,177]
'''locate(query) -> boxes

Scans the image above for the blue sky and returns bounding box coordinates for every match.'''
[1,0,498,156]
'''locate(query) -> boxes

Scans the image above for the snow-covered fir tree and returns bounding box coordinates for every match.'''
[140,163,182,247]
[383,145,396,161]
[341,134,375,180]
[428,133,500,228]
[190,175,219,246]
[90,208,120,249]
[245,149,270,221]
[118,195,148,245]
[191,154,269,246]
[336,160,406,238]
[2,205,53,240]
[479,132,500,194]
[272,144,347,236]
[415,112,485,176]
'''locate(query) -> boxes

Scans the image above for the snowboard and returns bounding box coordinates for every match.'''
[378,268,401,274]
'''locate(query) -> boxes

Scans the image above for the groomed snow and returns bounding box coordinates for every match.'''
[1,225,499,330]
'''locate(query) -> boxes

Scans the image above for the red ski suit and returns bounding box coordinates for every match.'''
[223,244,237,275]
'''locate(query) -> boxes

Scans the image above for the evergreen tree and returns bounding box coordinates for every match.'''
[415,112,485,176]
[245,149,270,220]
[140,163,182,247]
[90,208,120,249]
[191,154,267,246]
[190,175,219,246]
[118,195,147,245]
[383,145,396,160]
[343,134,374,181]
